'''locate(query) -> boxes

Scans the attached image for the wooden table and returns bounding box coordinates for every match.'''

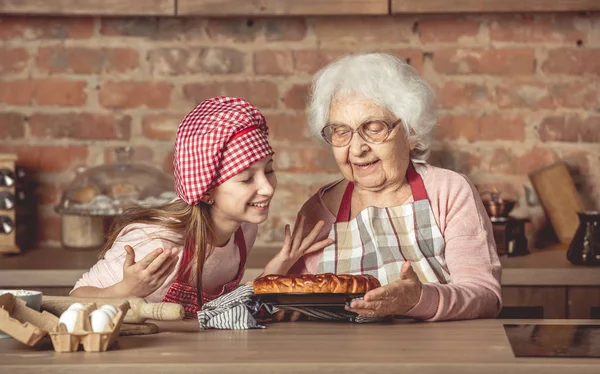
[0,319,599,373]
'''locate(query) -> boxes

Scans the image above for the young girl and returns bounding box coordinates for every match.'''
[71,96,331,318]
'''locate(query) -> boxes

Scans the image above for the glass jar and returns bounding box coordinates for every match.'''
[55,147,176,250]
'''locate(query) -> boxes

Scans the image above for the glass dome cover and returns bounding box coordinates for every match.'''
[55,147,176,216]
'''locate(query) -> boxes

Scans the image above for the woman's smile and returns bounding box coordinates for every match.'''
[352,159,380,173]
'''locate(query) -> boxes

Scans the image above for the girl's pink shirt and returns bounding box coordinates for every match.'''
[290,162,503,321]
[71,222,257,302]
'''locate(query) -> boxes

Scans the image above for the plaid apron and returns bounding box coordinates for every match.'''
[163,229,247,319]
[317,162,451,286]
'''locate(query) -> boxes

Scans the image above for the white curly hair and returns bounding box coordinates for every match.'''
[307,52,437,161]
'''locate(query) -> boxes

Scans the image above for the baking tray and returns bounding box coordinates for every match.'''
[258,293,365,307]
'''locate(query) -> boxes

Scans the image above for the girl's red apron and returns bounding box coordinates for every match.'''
[317,162,451,286]
[162,229,247,319]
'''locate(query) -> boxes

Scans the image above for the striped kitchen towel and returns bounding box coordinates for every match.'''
[197,285,382,329]
[197,285,276,329]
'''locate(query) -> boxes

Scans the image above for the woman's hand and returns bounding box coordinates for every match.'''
[115,245,179,298]
[345,262,423,317]
[262,215,333,276]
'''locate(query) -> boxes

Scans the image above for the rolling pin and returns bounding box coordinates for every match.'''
[41,296,184,324]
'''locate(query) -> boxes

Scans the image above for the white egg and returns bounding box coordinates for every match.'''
[89,309,112,333]
[67,302,85,311]
[99,304,117,318]
[58,310,79,332]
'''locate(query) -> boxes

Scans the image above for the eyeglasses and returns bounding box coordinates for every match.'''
[321,119,402,147]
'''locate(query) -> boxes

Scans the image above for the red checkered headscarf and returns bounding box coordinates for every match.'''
[174,96,274,205]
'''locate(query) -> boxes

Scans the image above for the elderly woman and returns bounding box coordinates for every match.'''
[287,53,502,321]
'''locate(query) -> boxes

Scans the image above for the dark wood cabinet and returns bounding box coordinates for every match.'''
[500,286,567,319]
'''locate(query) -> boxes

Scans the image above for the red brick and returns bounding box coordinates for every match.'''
[273,144,338,173]
[37,47,139,74]
[282,83,310,110]
[37,214,61,243]
[0,79,87,106]
[99,81,172,109]
[438,81,491,109]
[149,47,245,75]
[100,18,158,38]
[264,18,307,41]
[419,17,480,43]
[433,49,535,75]
[29,113,131,140]
[37,79,88,106]
[0,145,88,173]
[496,80,552,109]
[0,80,35,105]
[428,148,481,174]
[142,114,181,140]
[436,114,525,142]
[489,147,557,175]
[264,113,311,142]
[254,50,296,76]
[206,18,261,42]
[0,112,25,139]
[314,16,413,44]
[489,14,588,43]
[550,81,598,109]
[0,16,93,40]
[183,81,278,109]
[538,115,600,143]
[541,49,600,75]
[0,48,28,75]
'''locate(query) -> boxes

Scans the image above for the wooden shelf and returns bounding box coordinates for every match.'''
[391,0,600,13]
[177,0,388,16]
[2,0,599,17]
[0,0,175,16]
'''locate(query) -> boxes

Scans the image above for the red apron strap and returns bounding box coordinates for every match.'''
[233,229,247,279]
[335,181,354,223]
[407,161,428,201]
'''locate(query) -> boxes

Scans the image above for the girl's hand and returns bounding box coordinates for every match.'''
[262,215,333,276]
[115,245,180,298]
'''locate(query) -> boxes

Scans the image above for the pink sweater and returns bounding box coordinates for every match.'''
[291,162,502,321]
[71,222,257,302]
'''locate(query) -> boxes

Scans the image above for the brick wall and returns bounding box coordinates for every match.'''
[1,13,598,247]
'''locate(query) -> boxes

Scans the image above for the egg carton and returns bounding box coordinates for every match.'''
[0,293,129,352]
[49,302,129,352]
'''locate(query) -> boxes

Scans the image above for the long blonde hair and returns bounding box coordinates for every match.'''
[100,199,214,307]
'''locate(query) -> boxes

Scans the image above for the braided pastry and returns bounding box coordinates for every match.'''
[253,273,381,294]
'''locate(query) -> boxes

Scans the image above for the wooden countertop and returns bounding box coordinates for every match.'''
[1,319,599,373]
[1,245,600,288]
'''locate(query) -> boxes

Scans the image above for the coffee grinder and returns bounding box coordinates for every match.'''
[481,190,530,257]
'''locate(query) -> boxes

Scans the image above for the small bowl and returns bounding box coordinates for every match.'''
[0,289,42,311]
[0,289,43,339]
[482,199,516,219]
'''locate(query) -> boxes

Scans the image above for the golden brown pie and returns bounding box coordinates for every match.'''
[253,273,381,294]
